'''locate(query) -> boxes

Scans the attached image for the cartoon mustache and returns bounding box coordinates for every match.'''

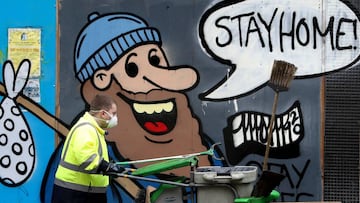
[224,101,304,165]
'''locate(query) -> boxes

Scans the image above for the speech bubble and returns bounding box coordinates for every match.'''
[199,0,360,100]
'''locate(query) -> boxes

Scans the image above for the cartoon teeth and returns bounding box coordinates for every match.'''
[224,101,304,165]
[131,100,177,135]
[133,101,174,114]
[232,109,302,148]
[0,59,35,186]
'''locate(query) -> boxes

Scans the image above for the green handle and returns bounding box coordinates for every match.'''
[234,190,280,203]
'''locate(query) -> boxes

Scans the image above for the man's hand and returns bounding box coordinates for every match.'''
[98,159,125,174]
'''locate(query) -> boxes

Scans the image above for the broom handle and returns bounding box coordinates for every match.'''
[262,91,279,171]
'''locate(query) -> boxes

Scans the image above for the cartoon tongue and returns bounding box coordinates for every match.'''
[144,121,168,133]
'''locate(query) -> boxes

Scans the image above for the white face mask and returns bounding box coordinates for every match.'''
[104,110,118,128]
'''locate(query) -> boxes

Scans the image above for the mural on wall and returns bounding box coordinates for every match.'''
[197,0,360,201]
[0,1,56,202]
[0,0,360,202]
[41,12,226,203]
[199,0,360,100]
[72,12,219,174]
[0,59,34,187]
[223,101,304,165]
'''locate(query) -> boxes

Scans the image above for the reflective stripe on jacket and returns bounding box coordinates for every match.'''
[54,112,109,193]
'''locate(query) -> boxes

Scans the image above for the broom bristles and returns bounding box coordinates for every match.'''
[268,60,297,92]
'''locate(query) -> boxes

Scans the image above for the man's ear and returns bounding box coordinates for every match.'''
[92,69,112,90]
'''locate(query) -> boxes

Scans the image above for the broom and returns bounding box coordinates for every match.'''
[251,60,297,198]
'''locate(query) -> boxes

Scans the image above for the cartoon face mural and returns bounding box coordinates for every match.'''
[74,12,211,176]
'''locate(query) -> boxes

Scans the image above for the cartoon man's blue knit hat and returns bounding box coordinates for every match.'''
[74,12,162,82]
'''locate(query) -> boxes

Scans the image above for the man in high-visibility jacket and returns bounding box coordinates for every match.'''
[52,94,124,203]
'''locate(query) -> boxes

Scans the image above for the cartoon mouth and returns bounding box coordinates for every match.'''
[115,92,176,135]
[224,101,304,165]
[132,99,177,135]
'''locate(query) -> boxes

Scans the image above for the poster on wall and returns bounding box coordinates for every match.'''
[22,78,41,103]
[8,28,41,102]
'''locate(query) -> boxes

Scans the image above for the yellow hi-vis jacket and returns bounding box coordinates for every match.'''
[54,112,109,193]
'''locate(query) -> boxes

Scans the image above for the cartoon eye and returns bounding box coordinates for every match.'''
[149,55,160,66]
[148,49,161,66]
[125,62,139,78]
[95,73,106,80]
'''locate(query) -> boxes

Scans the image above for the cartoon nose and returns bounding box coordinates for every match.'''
[145,65,199,91]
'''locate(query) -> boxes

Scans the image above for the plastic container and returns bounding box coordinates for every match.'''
[194,166,258,203]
